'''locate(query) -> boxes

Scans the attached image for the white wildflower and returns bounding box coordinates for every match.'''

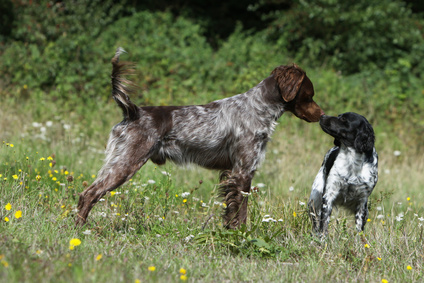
[418,217,424,222]
[32,122,42,128]
[46,121,53,127]
[181,192,190,198]
[161,171,171,176]
[82,230,92,235]
[289,186,294,192]
[393,150,401,157]
[184,235,194,242]
[299,201,305,206]
[395,212,404,222]
[262,215,277,222]
[256,183,265,188]
[377,214,384,219]
[376,206,382,211]
[63,124,71,130]
[147,180,156,184]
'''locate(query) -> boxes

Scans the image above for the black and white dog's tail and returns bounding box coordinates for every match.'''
[111,47,140,121]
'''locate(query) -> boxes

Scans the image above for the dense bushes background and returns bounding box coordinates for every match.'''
[0,0,423,141]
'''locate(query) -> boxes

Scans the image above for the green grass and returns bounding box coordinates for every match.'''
[1,100,423,282]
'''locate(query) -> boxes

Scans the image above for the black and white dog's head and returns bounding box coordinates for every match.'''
[319,112,375,154]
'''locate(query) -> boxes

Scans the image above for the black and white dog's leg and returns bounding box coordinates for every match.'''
[309,167,326,234]
[319,184,339,235]
[355,200,369,232]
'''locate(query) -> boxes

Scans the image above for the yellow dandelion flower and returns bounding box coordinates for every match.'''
[148,266,156,272]
[180,275,188,281]
[96,254,102,261]
[175,194,179,197]
[10,144,14,148]
[381,279,388,283]
[54,170,58,174]
[406,265,412,270]
[15,210,22,219]
[367,218,371,222]
[110,191,116,196]
[92,174,96,179]
[49,163,53,168]
[39,157,45,161]
[0,174,2,178]
[12,175,18,180]
[36,175,41,181]
[364,244,370,248]
[65,171,69,175]
[47,156,53,161]
[222,202,227,208]
[5,203,12,211]
[407,197,410,201]
[135,280,141,283]
[183,199,187,203]
[69,238,81,250]
[377,257,382,261]
[3,178,7,181]
[36,250,42,255]
[1,260,9,268]
[179,268,187,275]
[52,177,57,181]
[4,217,9,222]
[293,211,297,217]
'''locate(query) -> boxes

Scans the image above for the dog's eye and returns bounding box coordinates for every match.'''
[339,116,347,122]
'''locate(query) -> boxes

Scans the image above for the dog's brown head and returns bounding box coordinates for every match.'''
[271,65,324,122]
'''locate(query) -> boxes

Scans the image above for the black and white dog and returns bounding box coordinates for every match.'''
[308,112,378,235]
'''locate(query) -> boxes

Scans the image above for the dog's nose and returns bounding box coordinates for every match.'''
[320,109,325,116]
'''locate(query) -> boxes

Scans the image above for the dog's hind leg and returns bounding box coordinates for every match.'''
[76,132,155,226]
[219,170,254,229]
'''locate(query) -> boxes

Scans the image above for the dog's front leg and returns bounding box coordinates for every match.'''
[219,170,254,229]
[319,182,340,235]
[355,200,369,232]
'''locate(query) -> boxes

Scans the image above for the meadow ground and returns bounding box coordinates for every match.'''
[1,98,423,282]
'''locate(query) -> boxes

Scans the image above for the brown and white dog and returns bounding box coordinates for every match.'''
[76,48,324,228]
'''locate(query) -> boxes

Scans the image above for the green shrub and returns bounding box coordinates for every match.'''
[265,0,424,75]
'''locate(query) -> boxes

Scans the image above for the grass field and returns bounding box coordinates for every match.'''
[1,91,423,282]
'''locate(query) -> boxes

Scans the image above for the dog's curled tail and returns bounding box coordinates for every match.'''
[111,47,140,120]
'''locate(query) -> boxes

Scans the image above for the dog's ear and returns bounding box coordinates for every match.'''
[354,123,375,153]
[271,65,305,102]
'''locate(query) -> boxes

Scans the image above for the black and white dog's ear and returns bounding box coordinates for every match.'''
[354,123,375,153]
